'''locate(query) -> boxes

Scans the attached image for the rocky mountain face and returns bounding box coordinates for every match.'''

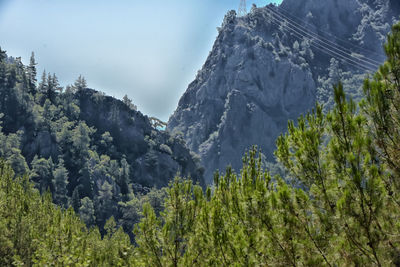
[167,0,400,183]
[75,89,205,188]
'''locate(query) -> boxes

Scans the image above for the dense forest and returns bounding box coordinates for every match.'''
[1,13,400,267]
[0,45,204,238]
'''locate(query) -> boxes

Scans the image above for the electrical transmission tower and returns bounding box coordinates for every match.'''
[238,0,247,16]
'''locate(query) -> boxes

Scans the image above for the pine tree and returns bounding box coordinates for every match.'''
[96,181,116,230]
[79,197,95,226]
[122,94,137,111]
[0,160,136,265]
[0,50,6,112]
[45,72,58,102]
[38,70,47,93]
[118,156,130,196]
[0,47,6,62]
[27,51,37,94]
[134,177,203,266]
[72,121,92,160]
[52,157,69,208]
[71,186,81,213]
[74,75,87,90]
[30,156,54,193]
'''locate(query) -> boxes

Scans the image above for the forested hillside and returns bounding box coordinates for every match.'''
[1,20,400,266]
[0,48,204,234]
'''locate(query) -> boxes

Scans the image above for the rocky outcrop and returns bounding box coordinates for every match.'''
[76,89,205,188]
[167,0,399,183]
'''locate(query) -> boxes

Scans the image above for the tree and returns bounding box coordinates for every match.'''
[77,160,94,198]
[96,181,117,230]
[122,94,137,111]
[79,197,96,226]
[118,156,130,196]
[71,186,81,213]
[134,177,203,266]
[0,160,136,265]
[42,99,56,130]
[27,51,37,94]
[72,122,93,159]
[52,157,69,208]
[118,196,142,236]
[38,70,47,93]
[74,75,87,90]
[0,47,6,62]
[30,156,54,193]
[43,72,59,102]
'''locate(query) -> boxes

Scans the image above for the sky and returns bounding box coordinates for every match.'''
[0,0,282,121]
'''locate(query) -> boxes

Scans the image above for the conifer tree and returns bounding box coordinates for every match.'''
[52,157,69,208]
[96,181,116,229]
[0,47,6,62]
[30,156,54,193]
[71,186,81,213]
[38,70,47,93]
[118,156,130,196]
[74,75,87,90]
[79,197,95,226]
[27,51,37,94]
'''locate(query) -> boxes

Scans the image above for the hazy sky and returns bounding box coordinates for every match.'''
[0,0,282,121]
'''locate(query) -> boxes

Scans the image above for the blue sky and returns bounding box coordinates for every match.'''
[0,0,282,121]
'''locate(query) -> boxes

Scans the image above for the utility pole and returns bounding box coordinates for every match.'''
[238,0,247,16]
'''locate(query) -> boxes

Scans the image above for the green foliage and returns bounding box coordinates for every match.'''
[0,160,137,266]
[30,156,54,194]
[80,197,96,226]
[52,157,69,207]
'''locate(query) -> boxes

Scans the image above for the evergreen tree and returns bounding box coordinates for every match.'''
[72,121,93,160]
[38,70,47,93]
[96,181,116,229]
[27,51,37,94]
[118,196,142,236]
[134,177,203,266]
[0,47,6,62]
[74,75,87,90]
[44,72,60,102]
[42,99,55,130]
[122,94,137,111]
[30,156,54,193]
[0,160,136,265]
[71,186,81,213]
[118,156,130,196]
[77,160,94,198]
[79,197,95,226]
[52,157,69,207]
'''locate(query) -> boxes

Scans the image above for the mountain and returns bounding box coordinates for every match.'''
[167,0,400,183]
[0,51,204,233]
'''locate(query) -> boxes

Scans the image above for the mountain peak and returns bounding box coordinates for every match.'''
[167,0,399,183]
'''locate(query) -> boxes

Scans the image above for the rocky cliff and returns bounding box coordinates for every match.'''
[75,89,205,188]
[167,0,400,183]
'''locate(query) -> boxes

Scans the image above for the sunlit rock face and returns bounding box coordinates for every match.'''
[168,0,399,183]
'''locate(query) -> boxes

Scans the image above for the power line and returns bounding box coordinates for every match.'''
[275,5,385,61]
[266,14,376,72]
[265,8,380,71]
[267,14,376,71]
[238,0,247,17]
[266,6,382,68]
